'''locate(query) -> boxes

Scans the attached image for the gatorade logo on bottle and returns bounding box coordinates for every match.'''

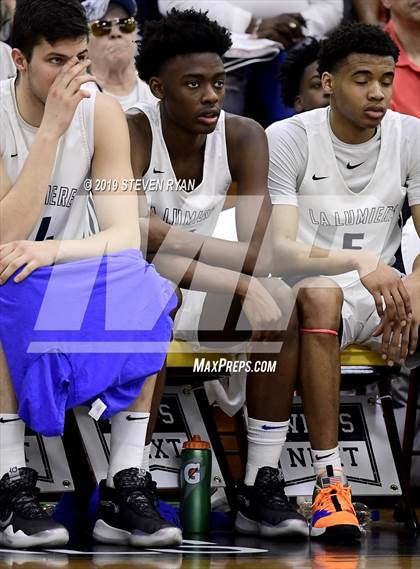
[184,462,201,484]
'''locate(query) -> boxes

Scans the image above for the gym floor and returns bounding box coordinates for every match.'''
[1,515,419,569]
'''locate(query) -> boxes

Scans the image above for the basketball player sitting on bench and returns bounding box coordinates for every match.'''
[0,0,181,549]
[280,36,330,114]
[267,23,420,540]
[128,9,310,540]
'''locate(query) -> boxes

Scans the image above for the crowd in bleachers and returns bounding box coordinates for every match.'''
[1,1,419,119]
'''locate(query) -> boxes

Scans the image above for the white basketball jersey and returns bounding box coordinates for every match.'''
[0,78,95,241]
[130,102,232,236]
[298,107,406,286]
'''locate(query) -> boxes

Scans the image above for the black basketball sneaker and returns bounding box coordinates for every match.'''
[0,467,69,549]
[93,468,182,547]
[235,466,309,538]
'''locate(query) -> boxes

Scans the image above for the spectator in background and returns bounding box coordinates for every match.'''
[0,0,15,79]
[351,0,388,25]
[82,0,156,111]
[383,0,420,117]
[0,40,15,79]
[158,1,343,39]
[0,0,15,42]
[157,1,343,125]
[280,37,329,113]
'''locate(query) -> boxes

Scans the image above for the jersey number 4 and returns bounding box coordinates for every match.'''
[35,217,54,241]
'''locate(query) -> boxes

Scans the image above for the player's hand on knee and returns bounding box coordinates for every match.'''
[358,255,412,325]
[373,308,418,365]
[0,240,59,284]
[373,314,405,365]
[41,57,95,139]
[240,277,283,344]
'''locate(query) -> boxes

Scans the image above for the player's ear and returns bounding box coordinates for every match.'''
[294,95,303,113]
[322,72,333,95]
[11,48,28,74]
[149,77,165,100]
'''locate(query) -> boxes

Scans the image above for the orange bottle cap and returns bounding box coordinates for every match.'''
[182,434,210,449]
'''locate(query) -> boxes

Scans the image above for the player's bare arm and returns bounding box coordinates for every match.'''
[127,110,152,220]
[152,253,282,343]
[58,93,140,261]
[0,94,139,284]
[128,113,272,276]
[271,204,412,324]
[0,57,93,244]
[412,204,420,247]
[128,112,282,339]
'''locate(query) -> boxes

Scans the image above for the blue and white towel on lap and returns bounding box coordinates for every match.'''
[0,249,176,436]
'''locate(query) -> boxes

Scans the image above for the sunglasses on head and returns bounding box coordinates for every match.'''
[90,17,136,37]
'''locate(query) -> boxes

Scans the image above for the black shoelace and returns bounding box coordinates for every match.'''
[9,485,48,519]
[257,476,293,510]
[120,477,161,516]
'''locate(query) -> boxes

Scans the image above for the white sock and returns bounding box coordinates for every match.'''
[142,443,151,472]
[244,417,289,486]
[311,445,347,487]
[107,411,150,488]
[0,414,26,479]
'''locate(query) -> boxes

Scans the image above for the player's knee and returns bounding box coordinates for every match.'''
[296,277,343,329]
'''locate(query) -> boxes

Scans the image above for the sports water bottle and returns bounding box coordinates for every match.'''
[180,435,212,534]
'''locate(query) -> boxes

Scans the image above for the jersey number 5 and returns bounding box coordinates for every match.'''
[343,233,364,250]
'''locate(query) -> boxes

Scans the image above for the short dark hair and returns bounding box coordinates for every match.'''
[280,37,321,107]
[11,0,89,61]
[137,9,232,82]
[318,23,399,75]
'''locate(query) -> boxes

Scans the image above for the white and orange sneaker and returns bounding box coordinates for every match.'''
[310,468,361,541]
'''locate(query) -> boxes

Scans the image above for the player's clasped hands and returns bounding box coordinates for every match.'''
[40,57,95,139]
[0,240,59,285]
